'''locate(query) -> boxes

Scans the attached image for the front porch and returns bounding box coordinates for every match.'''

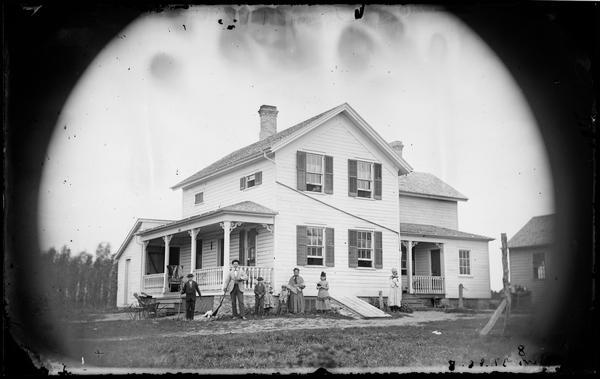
[401,240,446,295]
[137,201,277,297]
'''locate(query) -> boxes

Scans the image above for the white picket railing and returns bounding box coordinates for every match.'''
[194,267,223,292]
[412,275,445,294]
[143,273,164,291]
[193,266,274,292]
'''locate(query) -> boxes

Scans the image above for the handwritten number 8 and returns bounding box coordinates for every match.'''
[518,345,526,357]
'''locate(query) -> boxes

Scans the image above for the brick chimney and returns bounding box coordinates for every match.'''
[389,140,404,158]
[258,105,278,140]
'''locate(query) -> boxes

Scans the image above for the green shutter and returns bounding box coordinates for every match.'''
[325,227,334,267]
[296,225,308,266]
[240,177,246,190]
[255,171,262,186]
[348,159,357,197]
[324,155,334,194]
[297,151,307,191]
[374,231,383,269]
[374,163,382,200]
[348,229,358,268]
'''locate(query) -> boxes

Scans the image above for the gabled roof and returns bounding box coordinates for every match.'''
[172,103,413,189]
[400,223,493,241]
[398,171,468,201]
[508,214,554,249]
[115,218,174,260]
[137,201,278,236]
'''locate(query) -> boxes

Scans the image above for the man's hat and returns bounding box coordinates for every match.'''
[231,259,240,264]
[187,273,194,278]
[257,276,264,281]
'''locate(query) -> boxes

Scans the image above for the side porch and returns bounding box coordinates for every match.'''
[401,240,446,296]
[137,202,277,298]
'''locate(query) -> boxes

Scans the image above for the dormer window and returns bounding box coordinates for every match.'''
[194,192,204,205]
[240,171,262,190]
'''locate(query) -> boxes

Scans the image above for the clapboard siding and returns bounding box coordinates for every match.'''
[181,159,276,218]
[272,113,401,297]
[509,247,549,304]
[116,220,167,307]
[276,113,400,229]
[399,195,458,229]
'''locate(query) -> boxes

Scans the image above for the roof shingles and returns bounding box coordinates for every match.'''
[172,105,344,189]
[398,171,468,201]
[508,214,554,248]
[401,223,493,241]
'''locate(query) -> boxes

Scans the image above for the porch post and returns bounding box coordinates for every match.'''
[163,235,172,293]
[189,228,199,274]
[407,240,414,294]
[221,221,231,280]
[140,240,149,291]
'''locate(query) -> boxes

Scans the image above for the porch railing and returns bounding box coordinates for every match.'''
[193,266,274,293]
[143,273,164,292]
[412,275,445,295]
[194,267,224,292]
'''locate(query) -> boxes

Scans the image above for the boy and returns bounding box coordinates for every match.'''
[254,276,266,317]
[181,273,201,320]
[277,285,290,315]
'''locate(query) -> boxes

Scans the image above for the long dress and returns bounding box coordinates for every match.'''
[316,280,331,311]
[263,284,275,310]
[388,276,402,308]
[288,275,305,313]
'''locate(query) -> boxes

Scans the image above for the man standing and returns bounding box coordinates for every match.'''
[223,259,247,320]
[181,273,201,320]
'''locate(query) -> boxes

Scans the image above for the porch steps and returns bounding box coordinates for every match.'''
[330,295,391,319]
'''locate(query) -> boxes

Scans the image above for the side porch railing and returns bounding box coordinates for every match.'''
[412,275,445,295]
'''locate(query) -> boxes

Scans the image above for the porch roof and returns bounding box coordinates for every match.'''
[136,201,277,238]
[400,223,494,241]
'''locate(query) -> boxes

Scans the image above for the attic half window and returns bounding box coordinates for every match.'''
[240,171,262,190]
[194,192,204,205]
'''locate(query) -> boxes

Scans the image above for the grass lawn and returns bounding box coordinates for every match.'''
[55,313,561,369]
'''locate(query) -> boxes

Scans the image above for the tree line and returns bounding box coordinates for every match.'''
[39,242,118,310]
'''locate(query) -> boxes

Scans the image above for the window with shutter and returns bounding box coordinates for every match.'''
[240,171,262,190]
[348,229,358,268]
[348,160,358,197]
[306,226,324,266]
[325,227,334,267]
[296,225,308,266]
[356,230,374,267]
[297,151,307,191]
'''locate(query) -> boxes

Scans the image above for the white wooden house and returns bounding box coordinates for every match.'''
[115,103,493,310]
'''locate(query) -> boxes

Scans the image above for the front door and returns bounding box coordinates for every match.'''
[430,249,441,276]
[246,229,257,266]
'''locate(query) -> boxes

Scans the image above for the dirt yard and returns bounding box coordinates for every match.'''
[45,311,560,373]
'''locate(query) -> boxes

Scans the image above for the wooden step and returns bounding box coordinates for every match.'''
[331,295,391,319]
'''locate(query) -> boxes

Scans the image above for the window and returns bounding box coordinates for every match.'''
[240,171,262,190]
[357,161,372,198]
[306,227,324,265]
[194,192,204,205]
[533,253,545,280]
[306,153,323,192]
[459,250,471,275]
[357,231,373,267]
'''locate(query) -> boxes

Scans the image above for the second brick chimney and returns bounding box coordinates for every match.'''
[389,140,404,158]
[258,105,278,140]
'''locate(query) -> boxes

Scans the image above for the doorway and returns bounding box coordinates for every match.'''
[430,249,441,276]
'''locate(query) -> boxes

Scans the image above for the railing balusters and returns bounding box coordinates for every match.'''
[412,275,445,295]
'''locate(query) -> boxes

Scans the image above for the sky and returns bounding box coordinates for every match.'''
[38,5,554,290]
